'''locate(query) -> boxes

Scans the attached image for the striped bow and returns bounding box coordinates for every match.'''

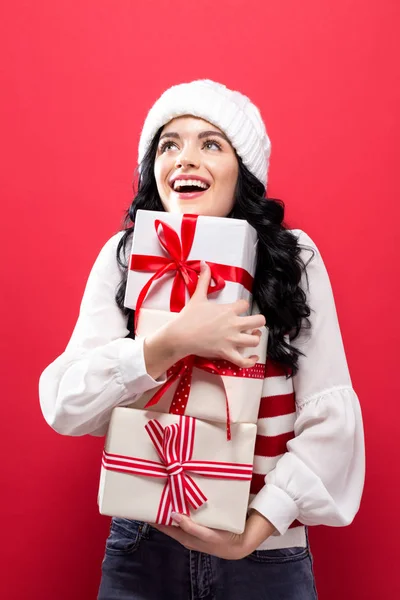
[102,415,253,525]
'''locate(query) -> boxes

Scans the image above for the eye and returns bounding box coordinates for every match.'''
[203,139,222,151]
[159,140,178,153]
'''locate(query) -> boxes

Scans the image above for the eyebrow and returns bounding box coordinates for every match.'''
[159,130,230,143]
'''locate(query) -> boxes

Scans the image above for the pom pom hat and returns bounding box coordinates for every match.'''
[138,80,271,189]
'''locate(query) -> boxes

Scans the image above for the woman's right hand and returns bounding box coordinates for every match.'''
[144,262,266,380]
[170,261,266,366]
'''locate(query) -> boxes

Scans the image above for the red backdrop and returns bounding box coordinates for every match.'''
[1,1,398,598]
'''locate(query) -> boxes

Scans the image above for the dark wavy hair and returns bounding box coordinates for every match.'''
[115,127,313,376]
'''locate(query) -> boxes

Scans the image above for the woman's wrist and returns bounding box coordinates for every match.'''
[143,320,188,380]
[242,510,276,555]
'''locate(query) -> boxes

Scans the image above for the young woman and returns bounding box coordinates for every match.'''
[39,80,365,600]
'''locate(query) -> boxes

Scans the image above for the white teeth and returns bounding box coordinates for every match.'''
[173,179,209,191]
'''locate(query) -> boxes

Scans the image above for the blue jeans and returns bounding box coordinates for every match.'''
[97,518,318,599]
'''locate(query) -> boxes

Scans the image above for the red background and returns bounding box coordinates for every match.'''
[1,1,398,598]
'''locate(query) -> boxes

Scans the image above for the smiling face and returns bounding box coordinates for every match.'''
[154,116,239,216]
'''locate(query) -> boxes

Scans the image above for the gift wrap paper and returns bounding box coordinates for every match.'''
[124,210,258,313]
[98,408,257,534]
[133,309,268,425]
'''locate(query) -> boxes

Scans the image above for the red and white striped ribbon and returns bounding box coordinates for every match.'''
[102,415,253,525]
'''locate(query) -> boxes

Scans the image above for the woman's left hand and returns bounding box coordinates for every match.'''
[152,509,276,560]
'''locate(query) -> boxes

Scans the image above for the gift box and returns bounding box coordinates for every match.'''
[98,408,257,533]
[124,210,258,321]
[132,309,268,430]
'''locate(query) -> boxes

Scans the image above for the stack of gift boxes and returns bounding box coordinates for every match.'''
[98,210,268,534]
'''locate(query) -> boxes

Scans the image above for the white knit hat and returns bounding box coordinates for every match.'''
[138,79,271,188]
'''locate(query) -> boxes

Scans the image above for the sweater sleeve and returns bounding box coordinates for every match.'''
[38,232,166,437]
[249,230,365,535]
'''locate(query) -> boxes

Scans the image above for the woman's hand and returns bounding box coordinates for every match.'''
[170,261,265,364]
[152,509,275,560]
[144,261,266,380]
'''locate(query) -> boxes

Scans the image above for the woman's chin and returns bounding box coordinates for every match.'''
[164,199,205,215]
[162,196,230,217]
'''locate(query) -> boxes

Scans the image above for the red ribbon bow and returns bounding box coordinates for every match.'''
[145,355,232,440]
[102,415,253,525]
[131,214,254,330]
[144,356,266,441]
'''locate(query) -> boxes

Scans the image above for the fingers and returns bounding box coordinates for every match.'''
[227,351,260,369]
[251,329,262,337]
[171,513,214,543]
[153,516,216,549]
[193,261,212,300]
[234,333,262,348]
[232,299,250,315]
[231,301,266,328]
[236,314,266,330]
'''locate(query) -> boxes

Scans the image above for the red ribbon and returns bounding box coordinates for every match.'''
[131,214,254,330]
[102,415,253,525]
[144,356,266,441]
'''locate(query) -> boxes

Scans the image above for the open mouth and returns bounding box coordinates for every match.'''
[170,179,211,194]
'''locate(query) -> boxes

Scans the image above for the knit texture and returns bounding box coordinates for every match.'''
[138,80,271,188]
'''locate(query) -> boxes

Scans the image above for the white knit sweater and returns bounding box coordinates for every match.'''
[38,229,365,551]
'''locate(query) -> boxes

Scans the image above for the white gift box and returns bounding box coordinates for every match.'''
[124,210,258,313]
[98,408,257,534]
[132,309,268,426]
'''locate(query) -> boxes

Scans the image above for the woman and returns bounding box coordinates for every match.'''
[39,80,365,599]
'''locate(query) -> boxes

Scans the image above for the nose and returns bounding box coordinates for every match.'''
[175,147,199,170]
